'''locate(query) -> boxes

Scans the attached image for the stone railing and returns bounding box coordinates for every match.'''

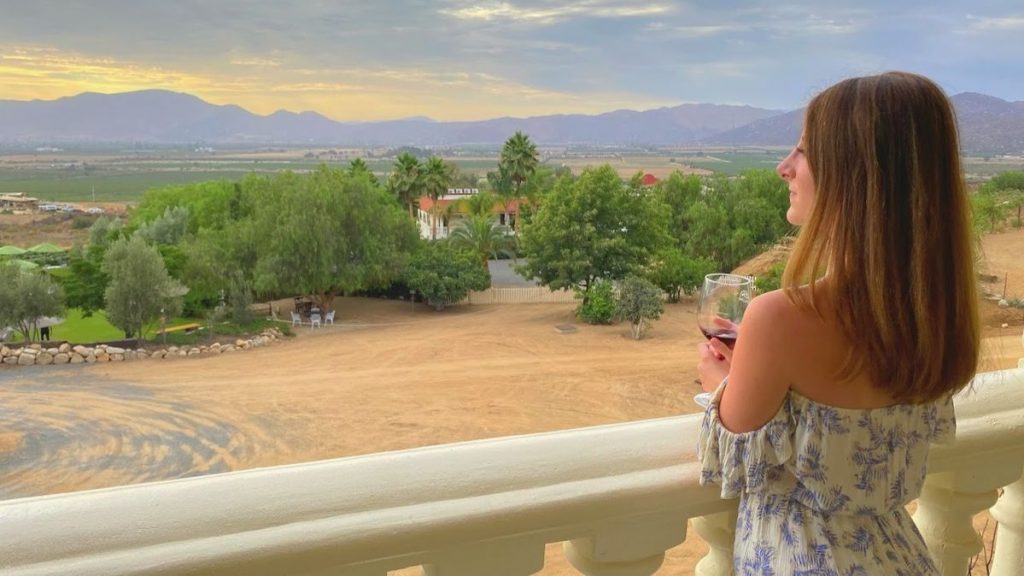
[1,367,1023,576]
[0,328,285,367]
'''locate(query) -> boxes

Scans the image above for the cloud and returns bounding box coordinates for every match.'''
[962,14,1024,32]
[644,23,746,38]
[440,1,673,24]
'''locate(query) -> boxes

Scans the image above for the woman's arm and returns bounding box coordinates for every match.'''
[697,291,792,433]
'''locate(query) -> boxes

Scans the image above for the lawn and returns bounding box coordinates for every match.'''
[3,308,292,346]
[4,308,124,344]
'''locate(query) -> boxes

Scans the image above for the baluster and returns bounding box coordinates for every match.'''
[564,511,687,576]
[991,468,1024,576]
[422,538,545,576]
[692,507,738,576]
[914,458,1024,576]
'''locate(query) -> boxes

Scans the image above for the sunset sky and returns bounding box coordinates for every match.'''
[1,1,1022,121]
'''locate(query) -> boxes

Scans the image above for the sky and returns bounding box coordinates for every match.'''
[1,1,1022,122]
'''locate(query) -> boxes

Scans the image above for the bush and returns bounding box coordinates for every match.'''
[616,276,664,339]
[755,262,785,293]
[72,215,95,229]
[577,280,616,324]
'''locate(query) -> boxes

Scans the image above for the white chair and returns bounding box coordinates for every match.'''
[290,311,302,326]
[325,310,335,325]
[310,313,322,329]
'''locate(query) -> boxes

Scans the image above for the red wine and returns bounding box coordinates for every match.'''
[701,328,738,349]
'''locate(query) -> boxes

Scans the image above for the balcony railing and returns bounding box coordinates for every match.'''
[2,367,1023,576]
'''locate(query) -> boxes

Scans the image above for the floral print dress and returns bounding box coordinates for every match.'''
[698,379,955,575]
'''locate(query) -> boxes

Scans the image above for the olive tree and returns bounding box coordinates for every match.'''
[616,276,664,340]
[103,236,188,343]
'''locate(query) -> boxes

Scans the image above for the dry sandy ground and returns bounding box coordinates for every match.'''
[0,298,716,574]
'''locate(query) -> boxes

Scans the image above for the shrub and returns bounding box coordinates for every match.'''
[578,280,616,324]
[616,276,664,339]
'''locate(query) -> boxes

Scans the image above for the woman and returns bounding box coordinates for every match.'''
[697,71,979,574]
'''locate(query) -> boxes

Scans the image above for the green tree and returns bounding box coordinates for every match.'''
[460,191,498,216]
[103,235,188,343]
[647,248,716,303]
[517,165,669,306]
[448,214,515,270]
[972,193,1008,234]
[62,245,108,316]
[405,243,490,311]
[616,276,665,340]
[499,131,539,196]
[252,166,418,312]
[422,156,452,240]
[133,181,238,233]
[136,206,190,245]
[0,264,64,342]
[88,215,124,248]
[349,158,379,186]
[387,152,422,219]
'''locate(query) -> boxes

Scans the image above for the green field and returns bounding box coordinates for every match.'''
[0,170,258,202]
[1,148,1020,203]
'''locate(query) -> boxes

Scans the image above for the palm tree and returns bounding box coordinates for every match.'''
[448,214,515,270]
[462,190,497,217]
[498,131,539,233]
[422,156,452,240]
[349,158,378,185]
[387,152,421,219]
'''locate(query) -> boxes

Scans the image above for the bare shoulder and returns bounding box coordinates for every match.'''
[740,289,804,345]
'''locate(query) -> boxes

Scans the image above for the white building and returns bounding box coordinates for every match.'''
[417,188,520,240]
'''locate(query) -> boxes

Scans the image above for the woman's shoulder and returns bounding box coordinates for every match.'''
[746,288,808,329]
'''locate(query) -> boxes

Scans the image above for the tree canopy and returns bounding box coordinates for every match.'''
[517,164,669,302]
[102,235,187,343]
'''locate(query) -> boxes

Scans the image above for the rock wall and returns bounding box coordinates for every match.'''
[0,328,285,367]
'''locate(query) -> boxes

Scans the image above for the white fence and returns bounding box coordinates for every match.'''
[3,366,1023,576]
[462,287,577,305]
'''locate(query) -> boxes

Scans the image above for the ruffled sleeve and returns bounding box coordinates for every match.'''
[926,394,957,444]
[698,377,794,498]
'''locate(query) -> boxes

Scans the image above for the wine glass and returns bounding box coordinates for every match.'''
[694,273,753,407]
[698,273,753,349]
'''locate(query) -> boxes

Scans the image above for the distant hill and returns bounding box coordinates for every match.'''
[0,90,780,146]
[707,93,1024,154]
[0,89,1021,153]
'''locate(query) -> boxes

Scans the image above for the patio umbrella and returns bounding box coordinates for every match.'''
[27,242,66,254]
[10,259,40,270]
[0,245,26,256]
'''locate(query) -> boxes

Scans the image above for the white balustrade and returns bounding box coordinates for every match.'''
[0,368,1022,576]
[990,468,1024,576]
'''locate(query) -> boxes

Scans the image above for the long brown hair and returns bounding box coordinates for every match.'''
[782,71,979,402]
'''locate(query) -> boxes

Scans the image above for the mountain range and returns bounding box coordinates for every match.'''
[1,90,1022,154]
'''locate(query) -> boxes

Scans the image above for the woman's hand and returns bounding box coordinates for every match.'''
[697,338,732,393]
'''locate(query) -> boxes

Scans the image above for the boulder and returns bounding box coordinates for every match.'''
[96,352,110,363]
[3,357,17,364]
[17,354,35,366]
[53,353,70,365]
[110,354,124,362]
[36,353,54,365]
[58,343,71,354]
[85,354,97,363]
[106,346,126,355]
[69,354,85,364]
